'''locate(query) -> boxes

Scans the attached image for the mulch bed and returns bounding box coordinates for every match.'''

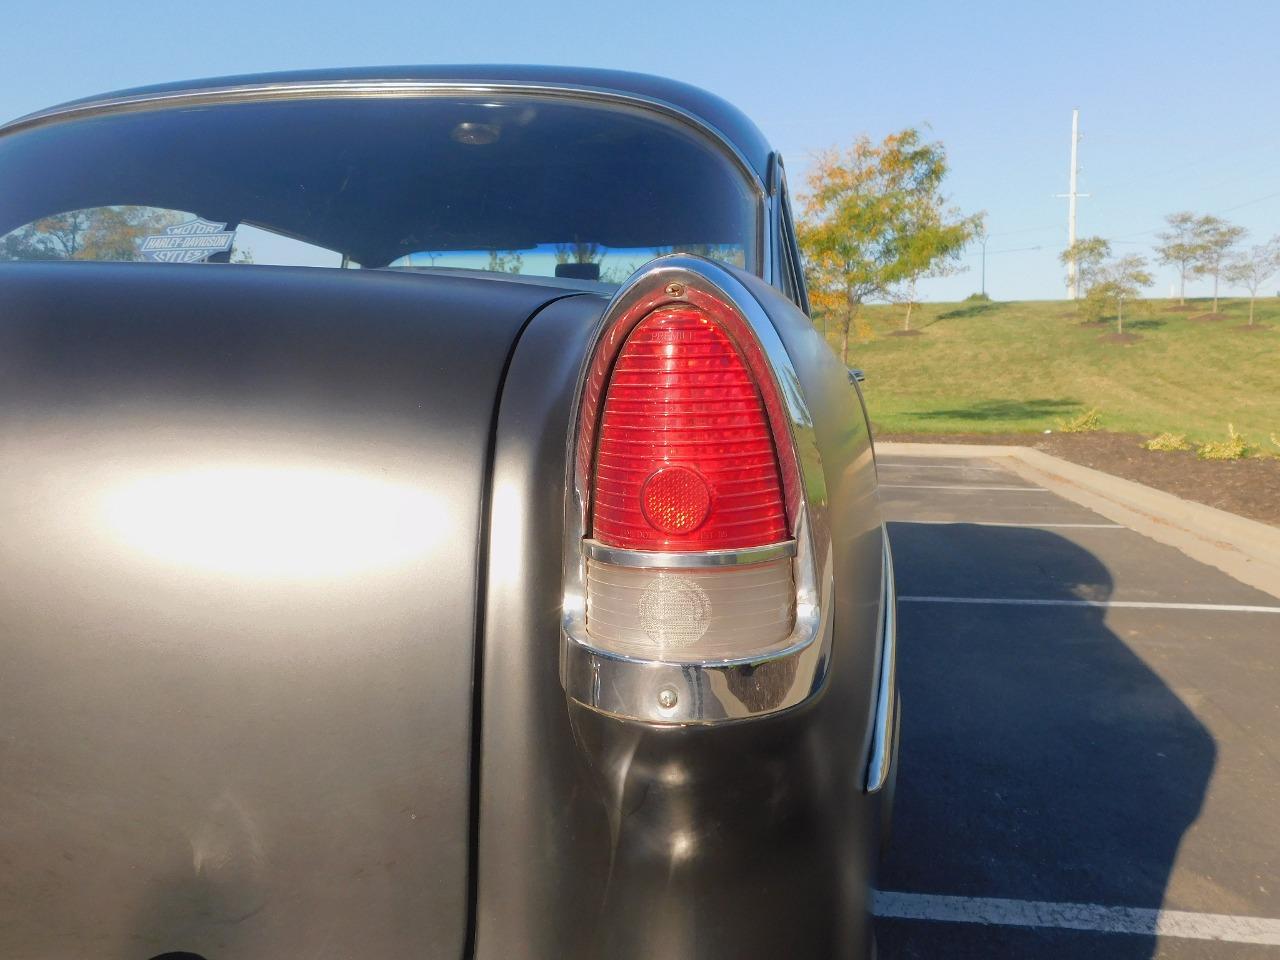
[1233,324,1271,333]
[876,430,1280,527]
[1189,312,1227,322]
[889,329,924,337]
[1163,304,1198,312]
[1098,332,1142,344]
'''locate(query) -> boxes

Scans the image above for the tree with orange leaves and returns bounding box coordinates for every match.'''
[797,129,982,362]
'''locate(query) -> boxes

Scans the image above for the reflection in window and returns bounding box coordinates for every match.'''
[230,224,352,269]
[0,206,188,262]
[388,242,745,284]
[0,210,356,268]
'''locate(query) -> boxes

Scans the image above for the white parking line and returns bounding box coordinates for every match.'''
[880,484,1047,492]
[873,891,1280,945]
[903,520,1124,529]
[899,596,1280,614]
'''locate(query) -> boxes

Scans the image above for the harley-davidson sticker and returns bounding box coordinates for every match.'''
[140,217,236,263]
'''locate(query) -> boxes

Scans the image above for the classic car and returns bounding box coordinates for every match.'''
[0,66,897,959]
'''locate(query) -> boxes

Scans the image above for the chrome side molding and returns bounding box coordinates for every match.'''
[865,529,898,793]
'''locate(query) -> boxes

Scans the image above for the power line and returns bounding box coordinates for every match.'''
[1216,189,1280,215]
[1107,187,1280,243]
[1086,139,1280,195]
[961,244,1042,259]
[987,224,1059,238]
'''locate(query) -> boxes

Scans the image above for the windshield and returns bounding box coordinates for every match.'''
[0,94,759,282]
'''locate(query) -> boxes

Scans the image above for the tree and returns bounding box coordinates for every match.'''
[1155,212,1208,305]
[889,197,983,332]
[554,241,602,265]
[1224,237,1280,325]
[29,210,92,258]
[486,249,524,273]
[1192,216,1246,312]
[0,225,60,260]
[656,243,747,269]
[1092,255,1153,334]
[77,206,175,260]
[797,128,980,362]
[0,206,180,262]
[1059,236,1111,303]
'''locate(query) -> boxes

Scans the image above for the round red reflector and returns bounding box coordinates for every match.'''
[641,466,712,534]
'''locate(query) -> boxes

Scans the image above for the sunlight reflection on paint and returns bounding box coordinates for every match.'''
[668,829,696,863]
[103,466,447,579]
[487,480,525,584]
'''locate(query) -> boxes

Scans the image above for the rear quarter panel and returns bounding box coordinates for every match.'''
[476,276,883,960]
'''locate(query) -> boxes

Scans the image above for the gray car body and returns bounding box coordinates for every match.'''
[0,68,893,959]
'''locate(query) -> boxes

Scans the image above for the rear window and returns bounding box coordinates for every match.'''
[0,95,759,282]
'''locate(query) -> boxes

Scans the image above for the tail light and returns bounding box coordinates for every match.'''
[590,305,789,553]
[561,257,832,723]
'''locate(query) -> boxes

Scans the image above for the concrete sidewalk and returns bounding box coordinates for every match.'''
[876,442,1280,602]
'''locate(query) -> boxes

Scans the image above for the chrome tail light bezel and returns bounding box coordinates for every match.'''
[560,254,834,723]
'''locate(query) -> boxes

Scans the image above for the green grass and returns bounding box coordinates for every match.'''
[823,296,1280,447]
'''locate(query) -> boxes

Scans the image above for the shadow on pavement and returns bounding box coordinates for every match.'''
[877,522,1216,959]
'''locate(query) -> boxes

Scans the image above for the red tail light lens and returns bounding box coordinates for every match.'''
[590,306,789,551]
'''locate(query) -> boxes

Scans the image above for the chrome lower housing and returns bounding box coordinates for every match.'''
[563,518,832,723]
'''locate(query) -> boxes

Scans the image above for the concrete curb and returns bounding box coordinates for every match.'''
[876,442,1280,602]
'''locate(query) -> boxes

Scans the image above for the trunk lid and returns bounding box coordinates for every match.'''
[0,263,570,959]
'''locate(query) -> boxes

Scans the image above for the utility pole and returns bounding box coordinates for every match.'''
[980,232,988,297]
[1055,108,1089,299]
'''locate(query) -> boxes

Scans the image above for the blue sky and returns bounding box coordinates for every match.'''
[4,0,1278,300]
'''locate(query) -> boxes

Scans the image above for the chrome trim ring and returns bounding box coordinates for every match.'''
[865,529,898,793]
[583,538,796,569]
[766,151,782,297]
[560,254,832,724]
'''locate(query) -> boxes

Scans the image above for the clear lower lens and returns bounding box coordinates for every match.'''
[585,557,795,663]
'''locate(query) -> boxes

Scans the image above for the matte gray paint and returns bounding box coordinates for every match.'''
[0,262,564,959]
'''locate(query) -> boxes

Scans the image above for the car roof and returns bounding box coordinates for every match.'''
[8,65,775,183]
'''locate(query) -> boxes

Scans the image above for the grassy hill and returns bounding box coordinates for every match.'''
[834,296,1280,450]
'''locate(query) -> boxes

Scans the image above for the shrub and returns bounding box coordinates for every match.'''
[1076,286,1109,323]
[1144,432,1191,452]
[964,292,992,302]
[1057,408,1102,433]
[1196,424,1252,461]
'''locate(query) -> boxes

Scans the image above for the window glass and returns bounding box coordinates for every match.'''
[0,96,758,281]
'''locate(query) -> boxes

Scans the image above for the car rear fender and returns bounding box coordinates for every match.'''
[475,259,884,960]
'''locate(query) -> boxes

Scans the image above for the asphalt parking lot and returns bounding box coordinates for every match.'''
[872,453,1280,959]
